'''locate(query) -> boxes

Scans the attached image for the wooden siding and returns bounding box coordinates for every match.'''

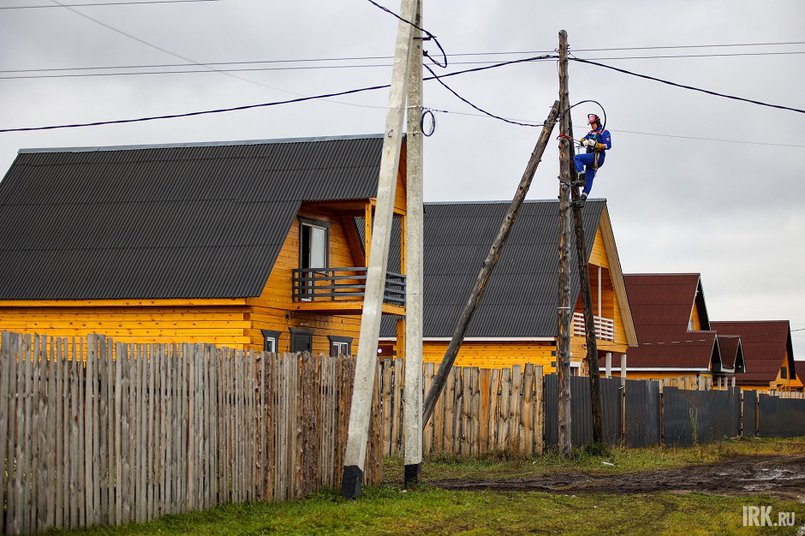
[246,206,367,355]
[690,302,703,331]
[0,305,251,348]
[399,340,557,371]
[588,226,609,269]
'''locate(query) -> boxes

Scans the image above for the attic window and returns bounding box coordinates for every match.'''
[781,367,787,379]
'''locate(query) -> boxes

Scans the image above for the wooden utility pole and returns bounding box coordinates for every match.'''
[342,0,417,500]
[403,0,424,487]
[566,98,604,446]
[556,30,573,457]
[421,100,561,426]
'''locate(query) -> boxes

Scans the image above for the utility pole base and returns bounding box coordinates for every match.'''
[404,463,421,487]
[341,466,363,500]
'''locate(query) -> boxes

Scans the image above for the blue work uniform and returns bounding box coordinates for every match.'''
[574,127,611,196]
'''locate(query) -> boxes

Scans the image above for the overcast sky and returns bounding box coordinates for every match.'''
[1,0,803,358]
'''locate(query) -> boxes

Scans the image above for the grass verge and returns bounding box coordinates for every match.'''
[49,437,805,536]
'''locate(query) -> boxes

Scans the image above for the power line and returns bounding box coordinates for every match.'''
[5,49,805,80]
[0,58,560,80]
[47,0,325,100]
[0,55,553,133]
[423,63,543,127]
[2,0,219,8]
[571,55,805,115]
[364,0,447,68]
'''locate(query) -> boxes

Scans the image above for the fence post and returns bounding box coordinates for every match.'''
[739,390,744,437]
[620,354,626,447]
[658,382,664,446]
[755,392,760,437]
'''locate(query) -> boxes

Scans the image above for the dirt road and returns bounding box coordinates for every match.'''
[431,455,805,499]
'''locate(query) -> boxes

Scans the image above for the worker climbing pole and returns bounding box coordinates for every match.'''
[559,30,608,450]
[573,113,611,205]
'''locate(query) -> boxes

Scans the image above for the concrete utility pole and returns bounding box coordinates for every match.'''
[342,0,418,500]
[403,0,424,487]
[421,100,561,426]
[556,30,573,457]
[567,103,605,446]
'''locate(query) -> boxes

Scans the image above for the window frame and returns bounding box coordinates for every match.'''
[328,335,353,357]
[298,217,330,270]
[261,330,281,354]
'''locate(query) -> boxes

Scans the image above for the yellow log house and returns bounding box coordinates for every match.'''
[0,135,407,356]
[377,200,637,373]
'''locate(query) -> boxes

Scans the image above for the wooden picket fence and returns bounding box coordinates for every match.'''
[379,359,544,457]
[0,332,382,535]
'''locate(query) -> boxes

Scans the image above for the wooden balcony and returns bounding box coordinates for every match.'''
[292,267,406,315]
[572,312,615,342]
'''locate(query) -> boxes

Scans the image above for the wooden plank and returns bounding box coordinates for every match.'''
[0,333,9,536]
[487,369,499,452]
[521,364,534,455]
[510,365,522,453]
[58,339,68,529]
[84,335,95,527]
[461,368,471,455]
[472,368,481,457]
[422,363,434,457]
[498,367,511,452]
[535,366,544,455]
[44,337,56,532]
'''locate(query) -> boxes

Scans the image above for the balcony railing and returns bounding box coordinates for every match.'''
[292,267,405,306]
[572,312,615,342]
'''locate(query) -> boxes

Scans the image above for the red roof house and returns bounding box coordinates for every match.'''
[609,273,733,382]
[710,320,800,391]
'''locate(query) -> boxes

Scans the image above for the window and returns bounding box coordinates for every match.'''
[329,336,352,357]
[290,328,314,354]
[300,219,329,270]
[262,330,280,354]
[781,367,787,379]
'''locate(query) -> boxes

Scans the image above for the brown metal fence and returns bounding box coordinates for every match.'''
[0,331,382,535]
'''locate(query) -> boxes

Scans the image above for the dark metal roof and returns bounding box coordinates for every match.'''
[380,200,605,338]
[0,135,385,299]
[711,320,796,386]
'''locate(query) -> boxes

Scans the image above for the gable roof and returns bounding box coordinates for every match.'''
[711,320,796,386]
[621,273,721,371]
[0,135,385,300]
[717,335,745,373]
[380,199,631,339]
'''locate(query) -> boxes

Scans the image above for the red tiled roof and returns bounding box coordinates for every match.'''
[796,361,805,384]
[617,273,717,370]
[711,320,794,386]
[623,273,704,340]
[622,334,718,369]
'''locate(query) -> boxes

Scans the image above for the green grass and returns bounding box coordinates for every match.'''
[50,487,805,536]
[49,437,805,536]
[384,436,805,483]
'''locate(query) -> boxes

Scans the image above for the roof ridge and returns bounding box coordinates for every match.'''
[18,133,384,154]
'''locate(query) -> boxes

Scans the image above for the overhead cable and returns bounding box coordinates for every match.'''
[571,55,805,115]
[364,0,447,68]
[1,0,219,8]
[0,55,554,133]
